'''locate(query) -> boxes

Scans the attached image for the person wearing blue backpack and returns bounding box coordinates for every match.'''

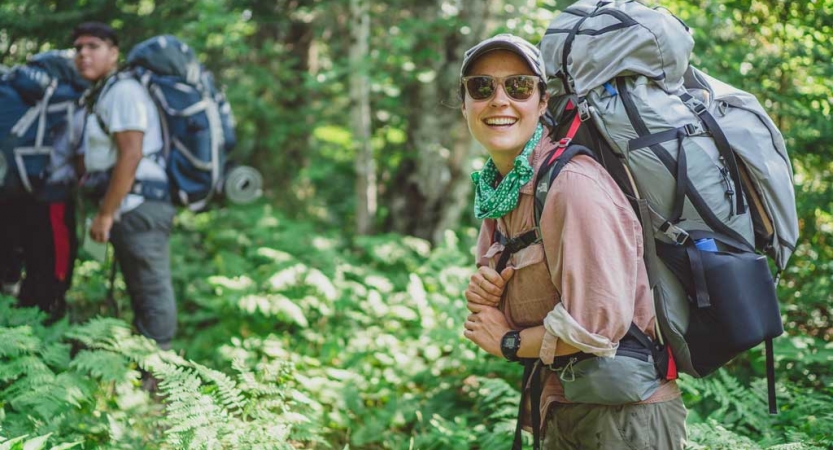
[72,22,177,352]
[0,50,88,322]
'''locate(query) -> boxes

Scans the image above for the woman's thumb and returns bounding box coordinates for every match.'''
[500,267,515,281]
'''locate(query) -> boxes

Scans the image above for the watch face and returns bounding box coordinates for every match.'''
[501,331,521,361]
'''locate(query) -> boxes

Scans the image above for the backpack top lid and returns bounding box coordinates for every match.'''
[126,35,202,84]
[7,50,88,105]
[29,50,89,89]
[540,0,694,96]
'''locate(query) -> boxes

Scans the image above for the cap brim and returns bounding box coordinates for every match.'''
[461,41,544,78]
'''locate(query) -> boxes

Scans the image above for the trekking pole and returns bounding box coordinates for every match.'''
[105,248,119,318]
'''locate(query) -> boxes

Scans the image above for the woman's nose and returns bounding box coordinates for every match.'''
[490,83,511,106]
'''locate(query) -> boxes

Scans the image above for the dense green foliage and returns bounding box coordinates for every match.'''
[1,0,831,448]
[2,204,832,448]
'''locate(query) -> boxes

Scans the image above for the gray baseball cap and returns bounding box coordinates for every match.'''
[460,33,545,79]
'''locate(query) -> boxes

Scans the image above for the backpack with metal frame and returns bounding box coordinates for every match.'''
[0,50,88,199]
[93,35,261,211]
[539,0,798,415]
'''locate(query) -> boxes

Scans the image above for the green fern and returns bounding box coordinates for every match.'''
[680,369,769,431]
[152,359,306,450]
[68,350,133,383]
[0,433,83,450]
[0,327,41,358]
[0,297,46,328]
[156,362,234,448]
[63,317,138,350]
[687,419,762,449]
[37,342,72,370]
[471,376,523,450]
[192,364,246,413]
[1,358,55,401]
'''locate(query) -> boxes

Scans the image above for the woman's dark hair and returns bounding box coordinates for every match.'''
[71,22,119,47]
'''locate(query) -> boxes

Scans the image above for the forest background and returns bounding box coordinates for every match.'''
[0,0,831,449]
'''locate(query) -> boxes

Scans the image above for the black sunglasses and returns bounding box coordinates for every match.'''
[462,75,541,101]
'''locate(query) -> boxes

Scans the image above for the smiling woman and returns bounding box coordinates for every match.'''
[460,35,548,176]
[459,33,687,450]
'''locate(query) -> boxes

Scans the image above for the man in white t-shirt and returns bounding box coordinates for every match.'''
[73,22,177,351]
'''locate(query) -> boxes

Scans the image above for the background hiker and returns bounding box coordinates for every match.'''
[0,51,88,322]
[73,22,177,350]
[460,34,686,449]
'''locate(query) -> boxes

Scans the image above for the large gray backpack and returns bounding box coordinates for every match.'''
[539,0,799,412]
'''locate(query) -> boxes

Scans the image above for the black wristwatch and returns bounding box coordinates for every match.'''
[500,330,522,362]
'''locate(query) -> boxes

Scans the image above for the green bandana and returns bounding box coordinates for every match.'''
[471,123,544,219]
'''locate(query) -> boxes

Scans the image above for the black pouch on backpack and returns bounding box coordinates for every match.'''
[657,238,784,376]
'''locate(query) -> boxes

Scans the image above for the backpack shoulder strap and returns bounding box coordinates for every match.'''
[493,112,589,273]
[532,143,596,230]
[89,71,142,137]
[493,142,590,273]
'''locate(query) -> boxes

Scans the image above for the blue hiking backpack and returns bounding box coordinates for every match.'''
[96,35,260,211]
[0,50,88,199]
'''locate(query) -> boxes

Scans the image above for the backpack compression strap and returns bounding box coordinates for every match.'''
[679,92,745,216]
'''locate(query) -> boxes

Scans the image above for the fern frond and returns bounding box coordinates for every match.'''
[63,317,133,350]
[0,326,41,357]
[474,376,521,422]
[679,369,769,432]
[68,350,132,383]
[0,298,47,328]
[687,419,761,449]
[37,342,72,371]
[155,363,226,448]
[0,357,54,397]
[193,363,246,412]
[53,372,96,409]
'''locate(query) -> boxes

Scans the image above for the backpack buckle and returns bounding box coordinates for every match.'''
[683,123,700,136]
[683,96,708,116]
[659,220,690,245]
[578,100,591,122]
[558,137,572,148]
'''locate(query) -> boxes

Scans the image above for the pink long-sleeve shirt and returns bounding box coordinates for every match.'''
[475,134,680,427]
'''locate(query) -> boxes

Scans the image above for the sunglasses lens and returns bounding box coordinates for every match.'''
[504,76,537,100]
[465,77,496,100]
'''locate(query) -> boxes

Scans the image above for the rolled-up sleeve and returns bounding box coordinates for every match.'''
[538,158,641,363]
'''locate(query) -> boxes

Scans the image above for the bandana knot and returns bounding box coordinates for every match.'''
[471,123,543,219]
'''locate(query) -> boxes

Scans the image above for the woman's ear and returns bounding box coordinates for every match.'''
[539,92,550,116]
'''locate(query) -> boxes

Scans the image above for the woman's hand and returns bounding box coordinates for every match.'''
[464,266,514,311]
[463,305,511,357]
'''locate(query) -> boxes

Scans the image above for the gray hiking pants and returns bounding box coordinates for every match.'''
[543,397,687,449]
[110,200,177,349]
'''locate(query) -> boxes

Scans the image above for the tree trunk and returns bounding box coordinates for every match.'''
[386,0,496,244]
[350,0,376,235]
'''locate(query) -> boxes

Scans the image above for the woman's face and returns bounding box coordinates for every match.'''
[462,50,548,168]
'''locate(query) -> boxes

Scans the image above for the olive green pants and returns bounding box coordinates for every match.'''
[543,397,687,449]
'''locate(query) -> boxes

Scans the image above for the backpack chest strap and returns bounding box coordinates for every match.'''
[494,228,540,273]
